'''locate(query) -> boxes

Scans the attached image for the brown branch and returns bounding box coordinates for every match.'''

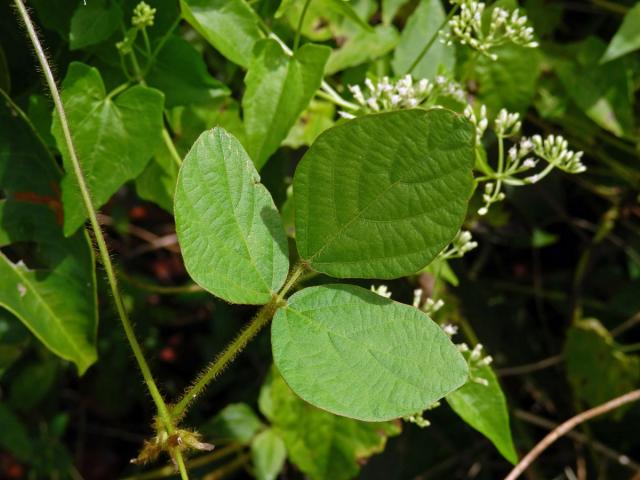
[505,390,640,480]
[514,409,640,473]
[496,355,563,377]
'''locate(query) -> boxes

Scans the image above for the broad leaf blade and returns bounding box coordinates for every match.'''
[69,0,121,50]
[52,62,164,236]
[565,319,640,414]
[0,93,98,374]
[145,36,230,107]
[251,429,287,480]
[447,365,518,464]
[294,109,475,279]
[391,0,455,79]
[601,2,640,63]
[174,128,289,304]
[272,284,468,421]
[260,368,401,480]
[326,25,398,75]
[180,0,263,68]
[243,39,330,170]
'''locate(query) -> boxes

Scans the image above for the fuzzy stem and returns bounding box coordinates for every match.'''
[407,3,459,74]
[12,0,175,444]
[171,263,307,420]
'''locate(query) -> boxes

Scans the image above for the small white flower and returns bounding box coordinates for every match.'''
[371,285,392,298]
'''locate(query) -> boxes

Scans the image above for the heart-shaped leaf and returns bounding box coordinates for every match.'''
[52,62,164,236]
[294,108,475,279]
[174,128,289,304]
[272,284,468,421]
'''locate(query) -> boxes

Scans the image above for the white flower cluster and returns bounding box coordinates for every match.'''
[441,1,538,60]
[465,106,586,215]
[529,134,587,176]
[403,402,441,428]
[458,343,494,386]
[441,324,493,386]
[339,75,465,118]
[132,1,156,29]
[439,230,478,260]
[412,288,445,315]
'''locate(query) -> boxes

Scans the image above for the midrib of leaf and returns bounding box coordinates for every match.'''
[219,134,273,295]
[0,253,90,366]
[306,162,463,263]
[284,306,427,393]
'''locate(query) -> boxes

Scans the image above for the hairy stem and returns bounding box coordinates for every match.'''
[505,390,640,480]
[12,1,188,476]
[407,3,459,74]
[13,0,172,427]
[171,264,307,420]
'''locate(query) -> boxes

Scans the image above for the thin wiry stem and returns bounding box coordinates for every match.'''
[12,1,187,477]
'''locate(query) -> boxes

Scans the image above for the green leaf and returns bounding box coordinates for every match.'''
[283,100,336,149]
[9,361,58,412]
[325,25,399,75]
[0,312,30,378]
[0,404,32,461]
[323,0,374,32]
[294,109,475,279]
[260,368,401,480]
[272,284,469,421]
[69,0,121,50]
[52,62,164,236]
[474,44,542,114]
[0,92,98,374]
[135,141,179,213]
[565,319,640,414]
[601,2,640,63]
[382,0,410,24]
[243,39,330,169]
[555,37,634,137]
[251,429,287,480]
[145,36,230,107]
[391,0,455,79]
[180,0,263,68]
[203,403,265,443]
[174,128,290,304]
[447,365,518,464]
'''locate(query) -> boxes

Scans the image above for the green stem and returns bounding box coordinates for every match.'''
[119,269,202,295]
[316,84,360,110]
[171,263,307,420]
[590,0,629,14]
[13,0,173,430]
[175,453,189,480]
[407,3,459,74]
[162,128,182,167]
[294,0,313,52]
[106,81,132,100]
[141,27,152,58]
[141,15,181,77]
